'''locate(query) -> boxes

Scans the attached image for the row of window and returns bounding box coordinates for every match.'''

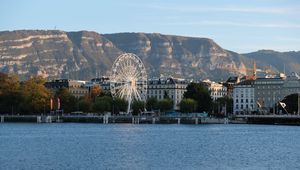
[235,99,254,103]
[212,92,227,96]
[147,90,185,95]
[235,104,254,109]
[147,94,180,100]
[257,85,281,89]
[70,90,88,94]
[209,88,227,92]
[148,85,187,89]
[255,81,283,85]
[257,91,280,95]
[235,94,254,98]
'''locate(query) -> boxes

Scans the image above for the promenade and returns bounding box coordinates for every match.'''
[0,114,228,124]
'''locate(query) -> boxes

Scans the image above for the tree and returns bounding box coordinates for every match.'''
[113,97,127,114]
[184,83,212,112]
[158,99,173,112]
[180,98,197,113]
[146,97,158,111]
[21,76,51,114]
[55,88,77,113]
[212,96,233,116]
[93,96,112,113]
[90,85,102,101]
[78,98,91,112]
[0,73,22,114]
[132,100,145,115]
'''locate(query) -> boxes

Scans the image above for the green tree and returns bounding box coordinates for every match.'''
[184,83,212,112]
[93,96,112,113]
[21,76,51,114]
[132,100,145,115]
[78,98,91,112]
[180,98,197,113]
[55,88,77,113]
[113,97,127,114]
[212,96,233,116]
[158,99,173,112]
[146,97,158,111]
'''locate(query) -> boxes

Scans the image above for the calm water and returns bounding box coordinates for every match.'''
[1,123,300,170]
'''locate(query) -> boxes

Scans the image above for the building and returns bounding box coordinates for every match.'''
[233,72,300,115]
[254,77,284,113]
[202,79,227,101]
[223,76,240,98]
[233,80,255,114]
[45,79,89,98]
[85,76,111,94]
[282,72,300,98]
[147,77,188,110]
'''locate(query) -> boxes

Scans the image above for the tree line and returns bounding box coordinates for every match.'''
[0,73,232,116]
[0,73,173,115]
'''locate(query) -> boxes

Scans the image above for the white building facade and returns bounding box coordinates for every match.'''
[147,78,188,110]
[202,80,228,101]
[233,80,255,114]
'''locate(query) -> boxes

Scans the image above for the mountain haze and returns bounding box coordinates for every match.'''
[244,50,300,74]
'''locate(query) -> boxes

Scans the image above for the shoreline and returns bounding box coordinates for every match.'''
[0,115,233,124]
[1,115,300,125]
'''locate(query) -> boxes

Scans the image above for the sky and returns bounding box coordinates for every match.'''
[0,0,299,53]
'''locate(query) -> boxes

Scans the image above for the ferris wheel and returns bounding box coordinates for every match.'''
[110,53,147,114]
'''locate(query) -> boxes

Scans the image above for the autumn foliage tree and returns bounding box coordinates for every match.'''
[0,73,22,114]
[90,85,102,101]
[21,76,51,114]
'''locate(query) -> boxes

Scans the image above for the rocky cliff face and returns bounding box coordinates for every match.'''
[1,30,294,80]
[103,33,249,79]
[0,30,122,80]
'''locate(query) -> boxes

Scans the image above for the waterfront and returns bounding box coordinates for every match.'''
[1,124,300,170]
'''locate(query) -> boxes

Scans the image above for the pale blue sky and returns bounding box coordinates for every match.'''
[0,0,299,53]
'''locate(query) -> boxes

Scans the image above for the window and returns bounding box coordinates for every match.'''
[241,104,244,109]
[236,99,238,103]
[241,99,244,103]
[236,105,239,109]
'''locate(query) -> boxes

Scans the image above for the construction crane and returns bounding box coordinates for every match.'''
[245,61,275,80]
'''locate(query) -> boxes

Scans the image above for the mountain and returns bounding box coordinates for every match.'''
[0,30,121,80]
[0,30,297,81]
[243,50,300,74]
[102,33,250,79]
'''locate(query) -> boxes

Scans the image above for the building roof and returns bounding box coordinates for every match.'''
[148,77,188,85]
[236,80,254,86]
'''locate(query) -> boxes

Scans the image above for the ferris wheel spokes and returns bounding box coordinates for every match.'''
[110,53,147,114]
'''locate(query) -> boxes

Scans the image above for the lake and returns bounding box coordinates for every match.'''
[1,123,300,170]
